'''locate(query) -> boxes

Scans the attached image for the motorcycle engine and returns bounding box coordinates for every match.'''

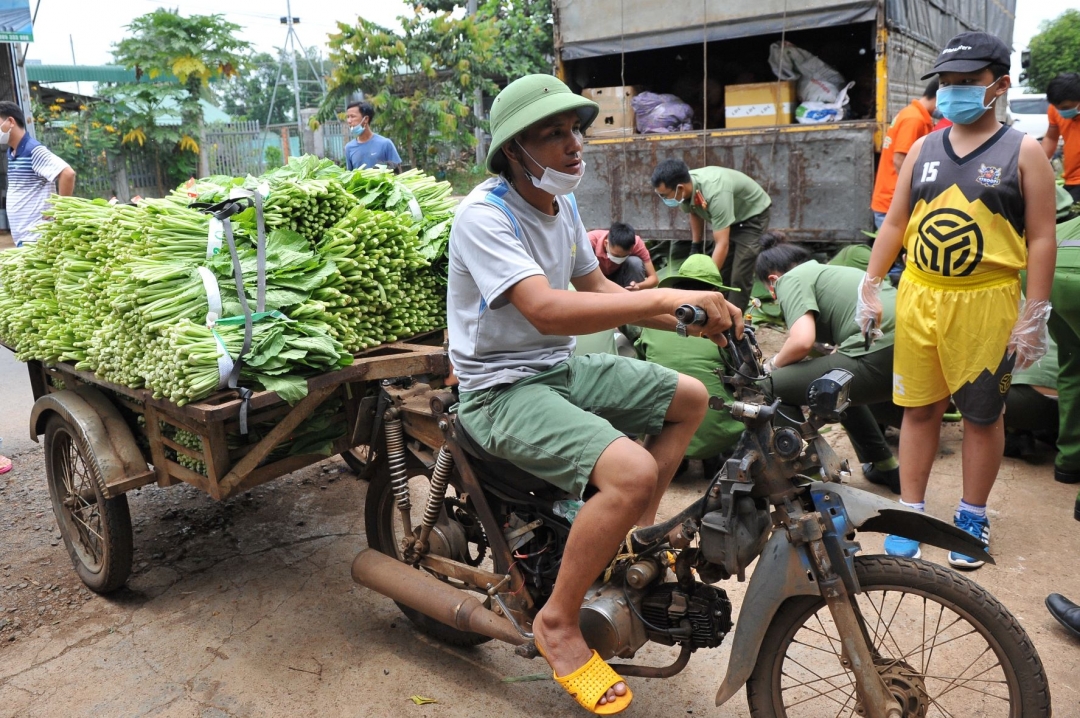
[640,583,733,649]
[580,578,733,659]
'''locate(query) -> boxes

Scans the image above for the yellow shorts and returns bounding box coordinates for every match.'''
[892,271,1019,423]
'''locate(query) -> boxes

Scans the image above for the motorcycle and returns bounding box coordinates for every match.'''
[352,307,1051,717]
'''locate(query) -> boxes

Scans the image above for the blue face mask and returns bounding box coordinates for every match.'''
[660,185,684,207]
[1060,107,1080,120]
[349,122,366,137]
[936,79,1001,125]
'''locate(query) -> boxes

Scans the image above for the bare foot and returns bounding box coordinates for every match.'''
[533,607,627,706]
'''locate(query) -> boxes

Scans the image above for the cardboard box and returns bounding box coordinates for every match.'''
[582,86,639,136]
[724,81,795,129]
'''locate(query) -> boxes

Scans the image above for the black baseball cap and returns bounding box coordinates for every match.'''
[921,31,1011,80]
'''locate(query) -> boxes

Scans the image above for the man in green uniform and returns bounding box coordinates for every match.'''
[651,158,772,312]
[635,255,746,473]
[756,236,901,493]
[1050,214,1080,491]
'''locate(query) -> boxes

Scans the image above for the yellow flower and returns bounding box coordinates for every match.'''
[74,142,82,148]
[90,121,101,129]
[104,125,116,133]
[122,128,147,146]
[78,105,88,111]
[48,104,61,113]
[178,135,200,153]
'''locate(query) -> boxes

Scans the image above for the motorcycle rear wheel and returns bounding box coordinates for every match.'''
[365,455,497,648]
[745,555,1050,718]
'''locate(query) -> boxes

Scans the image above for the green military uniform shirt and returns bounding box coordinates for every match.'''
[635,329,744,459]
[679,166,771,241]
[774,261,897,358]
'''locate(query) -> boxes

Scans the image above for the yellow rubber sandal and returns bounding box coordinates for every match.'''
[545,648,633,715]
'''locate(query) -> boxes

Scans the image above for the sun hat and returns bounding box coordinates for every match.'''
[658,254,735,291]
[486,74,599,173]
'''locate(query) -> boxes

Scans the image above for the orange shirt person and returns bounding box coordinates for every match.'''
[870,80,938,228]
[1043,73,1080,203]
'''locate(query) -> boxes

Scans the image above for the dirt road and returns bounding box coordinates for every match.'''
[1,349,1079,716]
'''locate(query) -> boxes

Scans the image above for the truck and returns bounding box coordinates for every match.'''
[553,0,1017,245]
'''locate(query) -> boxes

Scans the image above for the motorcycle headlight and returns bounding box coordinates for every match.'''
[806,369,853,421]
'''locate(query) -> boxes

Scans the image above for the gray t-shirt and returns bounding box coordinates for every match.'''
[448,177,599,392]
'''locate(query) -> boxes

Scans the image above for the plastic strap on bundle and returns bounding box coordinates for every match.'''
[206,218,224,260]
[221,217,254,435]
[210,329,235,391]
[228,184,270,312]
[197,266,223,326]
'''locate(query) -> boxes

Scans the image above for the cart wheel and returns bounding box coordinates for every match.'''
[43,414,133,593]
[340,445,377,480]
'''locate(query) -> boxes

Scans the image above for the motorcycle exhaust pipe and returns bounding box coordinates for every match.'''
[352,548,527,646]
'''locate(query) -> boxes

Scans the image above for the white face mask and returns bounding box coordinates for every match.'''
[515,141,584,195]
[606,252,628,264]
[0,119,12,146]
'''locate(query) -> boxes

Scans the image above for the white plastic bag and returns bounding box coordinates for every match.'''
[795,82,855,124]
[768,41,847,103]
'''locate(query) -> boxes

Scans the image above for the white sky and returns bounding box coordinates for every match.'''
[22,0,1075,88]
[25,0,410,66]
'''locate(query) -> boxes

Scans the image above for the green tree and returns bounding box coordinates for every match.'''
[322,10,501,170]
[112,9,252,155]
[322,2,554,170]
[217,49,331,125]
[1025,10,1080,93]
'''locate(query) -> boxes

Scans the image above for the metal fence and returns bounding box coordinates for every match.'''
[204,120,264,177]
[39,129,165,200]
[321,120,348,164]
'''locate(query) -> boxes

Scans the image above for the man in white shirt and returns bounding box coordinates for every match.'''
[0,101,75,247]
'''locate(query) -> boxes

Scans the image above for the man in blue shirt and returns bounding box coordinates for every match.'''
[344,100,402,171]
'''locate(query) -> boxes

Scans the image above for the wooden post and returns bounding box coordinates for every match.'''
[281,127,291,162]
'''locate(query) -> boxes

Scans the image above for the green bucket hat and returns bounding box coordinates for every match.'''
[486,74,599,173]
[658,254,735,291]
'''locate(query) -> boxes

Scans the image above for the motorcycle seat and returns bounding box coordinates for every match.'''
[452,415,557,495]
[452,414,511,465]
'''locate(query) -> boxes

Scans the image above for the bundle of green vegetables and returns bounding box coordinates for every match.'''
[0,156,454,407]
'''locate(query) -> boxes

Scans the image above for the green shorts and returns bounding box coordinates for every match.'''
[457,354,680,498]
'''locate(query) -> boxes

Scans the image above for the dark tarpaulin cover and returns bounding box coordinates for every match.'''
[885,0,1017,48]
[558,2,877,61]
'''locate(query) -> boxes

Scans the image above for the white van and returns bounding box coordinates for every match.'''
[1007,93,1050,139]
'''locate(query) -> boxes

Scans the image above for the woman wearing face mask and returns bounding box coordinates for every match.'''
[858,32,1058,569]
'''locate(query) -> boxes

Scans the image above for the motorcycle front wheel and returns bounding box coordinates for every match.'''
[745,555,1051,718]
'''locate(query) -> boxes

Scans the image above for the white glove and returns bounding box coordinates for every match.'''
[854,274,884,344]
[762,357,776,375]
[1008,299,1052,371]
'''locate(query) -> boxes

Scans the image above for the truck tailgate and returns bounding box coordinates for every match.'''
[577,121,877,244]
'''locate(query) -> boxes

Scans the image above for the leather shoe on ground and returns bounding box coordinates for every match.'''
[1054,466,1080,484]
[861,463,901,494]
[1046,593,1080,640]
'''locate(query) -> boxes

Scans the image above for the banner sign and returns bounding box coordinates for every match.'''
[0,1,33,43]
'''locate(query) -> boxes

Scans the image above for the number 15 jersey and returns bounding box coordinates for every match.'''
[904,125,1027,286]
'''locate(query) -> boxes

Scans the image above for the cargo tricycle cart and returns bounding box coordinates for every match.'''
[7,333,448,593]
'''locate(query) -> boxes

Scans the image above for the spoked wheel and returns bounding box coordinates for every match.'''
[745,556,1051,718]
[43,414,133,593]
[365,455,500,647]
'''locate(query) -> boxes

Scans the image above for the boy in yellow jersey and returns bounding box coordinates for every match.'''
[859,32,1057,569]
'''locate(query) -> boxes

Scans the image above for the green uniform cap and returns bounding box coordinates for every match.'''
[658,254,735,291]
[486,74,599,173]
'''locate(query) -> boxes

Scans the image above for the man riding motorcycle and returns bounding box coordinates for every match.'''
[447,74,742,714]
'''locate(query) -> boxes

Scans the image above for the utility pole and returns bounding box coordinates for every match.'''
[284,0,303,141]
[467,0,486,167]
[69,35,81,97]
